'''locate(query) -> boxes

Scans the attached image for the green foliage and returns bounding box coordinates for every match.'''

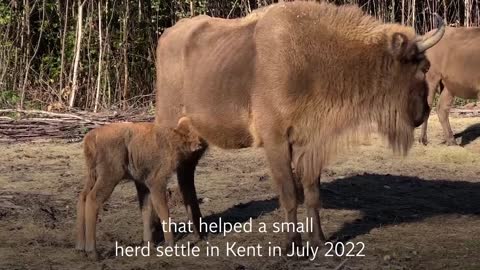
[80,126,90,135]
[454,98,477,107]
[0,90,20,108]
[0,0,478,111]
[0,3,12,26]
[41,55,61,80]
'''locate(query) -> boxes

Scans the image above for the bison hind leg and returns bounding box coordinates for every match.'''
[302,177,326,248]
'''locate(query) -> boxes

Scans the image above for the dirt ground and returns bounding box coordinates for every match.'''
[0,114,479,270]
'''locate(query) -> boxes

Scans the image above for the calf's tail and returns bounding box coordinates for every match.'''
[82,132,98,192]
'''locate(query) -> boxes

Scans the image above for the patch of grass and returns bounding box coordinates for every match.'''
[429,146,480,165]
[464,239,480,249]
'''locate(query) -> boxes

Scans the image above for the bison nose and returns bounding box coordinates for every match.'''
[413,106,431,127]
[413,118,424,128]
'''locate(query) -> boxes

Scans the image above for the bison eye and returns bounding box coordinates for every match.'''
[415,57,430,73]
[422,60,431,73]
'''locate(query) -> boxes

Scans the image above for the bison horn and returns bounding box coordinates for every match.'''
[416,13,446,53]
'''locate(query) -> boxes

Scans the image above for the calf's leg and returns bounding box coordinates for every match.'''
[176,146,207,238]
[146,174,174,246]
[437,88,457,146]
[84,170,122,255]
[134,181,163,245]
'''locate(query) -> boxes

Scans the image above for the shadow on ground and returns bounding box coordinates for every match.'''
[454,123,480,146]
[203,173,480,242]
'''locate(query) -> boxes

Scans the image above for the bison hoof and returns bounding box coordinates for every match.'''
[75,242,85,251]
[86,250,100,261]
[309,239,324,250]
[193,228,207,240]
[419,137,429,145]
[445,139,458,146]
[284,233,302,254]
[164,240,175,247]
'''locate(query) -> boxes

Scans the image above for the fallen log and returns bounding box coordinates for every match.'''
[0,109,154,143]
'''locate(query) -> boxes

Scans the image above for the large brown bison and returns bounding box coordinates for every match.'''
[419,27,480,146]
[154,1,445,249]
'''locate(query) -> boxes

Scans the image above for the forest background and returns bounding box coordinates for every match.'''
[0,0,478,112]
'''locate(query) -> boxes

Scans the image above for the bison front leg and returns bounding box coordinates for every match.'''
[264,141,301,250]
[302,177,326,248]
[437,88,457,146]
[419,72,441,145]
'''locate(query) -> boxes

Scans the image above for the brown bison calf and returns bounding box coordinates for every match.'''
[75,118,204,255]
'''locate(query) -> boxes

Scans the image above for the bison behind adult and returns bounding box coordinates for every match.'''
[154,1,445,249]
[419,26,480,146]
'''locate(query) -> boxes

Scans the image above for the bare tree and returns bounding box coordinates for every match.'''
[412,0,416,26]
[190,0,194,17]
[59,0,69,103]
[465,0,471,26]
[122,0,130,109]
[69,0,87,108]
[20,0,46,109]
[94,1,103,113]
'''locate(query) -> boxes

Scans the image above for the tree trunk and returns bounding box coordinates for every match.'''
[85,1,93,108]
[465,0,470,26]
[412,0,416,27]
[19,0,31,109]
[94,1,103,113]
[69,0,86,109]
[477,0,480,26]
[122,0,130,110]
[392,0,395,23]
[443,0,447,24]
[190,0,194,17]
[59,0,69,103]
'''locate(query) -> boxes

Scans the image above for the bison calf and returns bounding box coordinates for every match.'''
[75,118,204,256]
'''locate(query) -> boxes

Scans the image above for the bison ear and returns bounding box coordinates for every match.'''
[389,33,412,61]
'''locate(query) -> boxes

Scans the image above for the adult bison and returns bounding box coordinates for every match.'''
[419,26,480,146]
[154,1,445,248]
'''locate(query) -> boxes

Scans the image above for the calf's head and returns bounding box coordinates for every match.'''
[174,117,205,152]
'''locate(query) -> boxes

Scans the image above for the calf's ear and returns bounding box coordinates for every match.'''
[174,117,192,136]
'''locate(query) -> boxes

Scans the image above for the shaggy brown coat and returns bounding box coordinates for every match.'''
[155,1,444,248]
[75,118,204,255]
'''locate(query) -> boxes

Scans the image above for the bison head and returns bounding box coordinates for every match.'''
[388,14,445,128]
